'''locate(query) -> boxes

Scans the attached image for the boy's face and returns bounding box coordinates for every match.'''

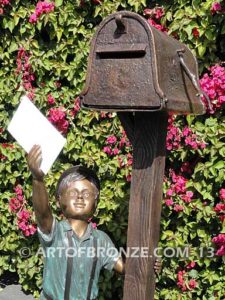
[59,179,98,220]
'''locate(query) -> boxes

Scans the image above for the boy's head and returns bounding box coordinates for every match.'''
[56,165,100,220]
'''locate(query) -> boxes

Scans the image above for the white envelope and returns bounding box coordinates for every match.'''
[7,95,66,174]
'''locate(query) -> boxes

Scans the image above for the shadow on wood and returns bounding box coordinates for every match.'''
[118,111,168,300]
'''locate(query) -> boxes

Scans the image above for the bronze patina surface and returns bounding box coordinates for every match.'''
[81,11,205,114]
[80,10,206,300]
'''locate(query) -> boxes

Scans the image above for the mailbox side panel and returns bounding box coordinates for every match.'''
[149,25,205,114]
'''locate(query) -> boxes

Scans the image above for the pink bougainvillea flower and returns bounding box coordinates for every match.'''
[180,162,192,174]
[103,146,112,156]
[1,0,10,4]
[181,191,193,203]
[144,7,164,20]
[215,245,225,256]
[212,233,225,245]
[182,127,192,137]
[155,7,165,20]
[113,148,119,155]
[18,220,28,231]
[48,107,66,122]
[212,234,225,255]
[29,1,55,24]
[177,270,187,291]
[143,8,153,17]
[214,203,225,213]
[188,278,197,289]
[165,198,174,206]
[192,27,199,38]
[48,107,69,134]
[14,185,23,195]
[106,135,117,144]
[219,215,225,222]
[16,48,36,98]
[219,188,225,201]
[166,188,173,196]
[9,198,22,212]
[28,224,37,235]
[27,91,35,100]
[126,174,131,182]
[148,18,167,32]
[186,261,196,269]
[200,64,225,112]
[211,2,222,14]
[91,222,97,229]
[119,137,126,149]
[166,123,181,151]
[174,204,184,212]
[100,112,106,119]
[91,0,102,4]
[47,94,55,105]
[73,97,80,116]
[29,13,38,23]
[17,209,30,220]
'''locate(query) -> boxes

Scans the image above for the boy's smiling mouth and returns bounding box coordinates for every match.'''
[73,202,85,208]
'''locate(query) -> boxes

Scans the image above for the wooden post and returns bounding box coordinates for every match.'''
[118,111,168,300]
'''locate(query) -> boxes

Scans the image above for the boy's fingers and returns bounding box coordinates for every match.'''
[30,154,42,170]
[27,145,42,162]
[32,148,42,162]
[27,145,36,160]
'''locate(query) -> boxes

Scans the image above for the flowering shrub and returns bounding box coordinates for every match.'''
[16,48,36,100]
[8,186,37,237]
[48,107,69,134]
[0,0,225,299]
[29,1,55,24]
[200,64,225,113]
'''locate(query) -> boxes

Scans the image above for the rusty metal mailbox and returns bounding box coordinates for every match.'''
[80,11,206,114]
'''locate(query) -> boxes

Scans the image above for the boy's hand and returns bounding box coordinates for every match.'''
[154,258,162,275]
[27,145,44,181]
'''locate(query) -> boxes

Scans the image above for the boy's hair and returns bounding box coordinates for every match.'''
[55,165,100,199]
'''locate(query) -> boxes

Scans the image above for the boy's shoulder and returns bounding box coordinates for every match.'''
[55,220,115,245]
[92,226,115,245]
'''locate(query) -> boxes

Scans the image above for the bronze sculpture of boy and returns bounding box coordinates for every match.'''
[27,144,161,300]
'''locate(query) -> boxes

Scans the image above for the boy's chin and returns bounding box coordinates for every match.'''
[65,212,93,221]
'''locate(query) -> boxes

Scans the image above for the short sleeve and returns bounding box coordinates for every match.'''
[37,217,57,247]
[99,232,120,271]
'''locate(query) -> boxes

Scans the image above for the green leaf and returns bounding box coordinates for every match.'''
[213,161,224,170]
[55,0,63,7]
[198,44,206,57]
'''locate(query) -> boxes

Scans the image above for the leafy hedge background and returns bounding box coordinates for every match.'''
[0,0,225,299]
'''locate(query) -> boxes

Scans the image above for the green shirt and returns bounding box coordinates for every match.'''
[38,218,119,300]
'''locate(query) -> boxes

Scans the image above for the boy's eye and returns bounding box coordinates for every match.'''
[83,192,90,198]
[66,191,79,198]
[67,190,94,199]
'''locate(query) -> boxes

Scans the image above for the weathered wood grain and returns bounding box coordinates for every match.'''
[118,111,168,300]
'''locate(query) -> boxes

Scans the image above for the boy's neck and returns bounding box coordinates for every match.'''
[67,218,89,238]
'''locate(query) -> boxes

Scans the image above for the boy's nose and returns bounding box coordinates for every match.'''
[77,194,84,201]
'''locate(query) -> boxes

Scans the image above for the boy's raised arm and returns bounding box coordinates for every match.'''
[27,145,53,234]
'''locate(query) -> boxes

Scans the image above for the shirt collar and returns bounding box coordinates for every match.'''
[62,220,93,241]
